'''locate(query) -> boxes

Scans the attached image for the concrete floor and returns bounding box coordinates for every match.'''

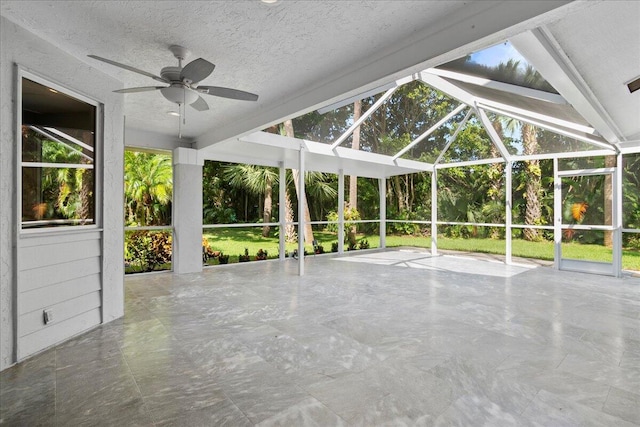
[2,249,640,426]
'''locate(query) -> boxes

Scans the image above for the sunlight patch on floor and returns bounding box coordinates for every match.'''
[334,250,536,278]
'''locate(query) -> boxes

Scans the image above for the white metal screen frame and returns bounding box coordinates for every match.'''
[553,160,621,277]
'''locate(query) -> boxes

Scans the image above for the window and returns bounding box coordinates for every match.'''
[21,77,97,229]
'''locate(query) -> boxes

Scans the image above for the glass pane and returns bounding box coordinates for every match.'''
[561,175,608,226]
[436,41,558,93]
[22,167,95,228]
[23,126,94,164]
[357,82,462,156]
[22,77,96,229]
[412,115,496,163]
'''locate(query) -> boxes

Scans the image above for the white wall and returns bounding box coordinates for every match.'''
[0,16,125,370]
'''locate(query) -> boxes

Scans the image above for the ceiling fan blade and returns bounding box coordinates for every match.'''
[88,55,168,83]
[190,95,209,111]
[181,58,215,84]
[114,86,165,93]
[197,86,259,101]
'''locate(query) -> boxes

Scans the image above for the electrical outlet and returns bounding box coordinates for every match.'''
[43,309,53,325]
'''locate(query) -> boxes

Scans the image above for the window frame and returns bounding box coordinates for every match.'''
[17,67,103,235]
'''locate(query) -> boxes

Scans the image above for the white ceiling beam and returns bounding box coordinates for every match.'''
[477,102,616,152]
[476,107,512,161]
[392,104,467,160]
[419,72,477,106]
[426,68,567,104]
[330,86,399,149]
[510,28,623,145]
[511,149,617,163]
[195,1,573,150]
[476,97,597,135]
[234,131,433,176]
[435,157,505,170]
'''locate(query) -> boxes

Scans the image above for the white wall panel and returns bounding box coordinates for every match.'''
[19,239,101,270]
[19,273,101,314]
[18,309,102,359]
[19,256,101,293]
[1,15,125,370]
[19,291,101,336]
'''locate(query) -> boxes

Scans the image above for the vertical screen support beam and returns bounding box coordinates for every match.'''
[505,161,513,265]
[553,157,561,270]
[338,170,345,254]
[298,146,305,276]
[613,153,623,277]
[379,177,386,249]
[278,162,286,261]
[431,169,438,255]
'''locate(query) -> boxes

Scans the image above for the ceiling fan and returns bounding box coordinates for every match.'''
[88,45,258,112]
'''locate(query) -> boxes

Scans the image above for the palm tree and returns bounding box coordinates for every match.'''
[124,151,172,226]
[282,119,316,244]
[223,164,278,237]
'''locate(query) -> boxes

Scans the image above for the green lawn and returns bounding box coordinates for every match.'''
[202,227,640,271]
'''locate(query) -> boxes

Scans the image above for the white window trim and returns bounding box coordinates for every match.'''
[17,66,103,235]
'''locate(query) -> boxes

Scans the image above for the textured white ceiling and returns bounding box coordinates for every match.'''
[3,0,636,152]
[547,1,640,142]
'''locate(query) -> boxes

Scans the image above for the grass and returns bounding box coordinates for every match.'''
[202,227,640,271]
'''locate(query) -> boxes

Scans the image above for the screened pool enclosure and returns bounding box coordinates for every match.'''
[183,30,639,278]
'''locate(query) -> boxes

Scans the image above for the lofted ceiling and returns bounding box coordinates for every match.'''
[1,0,638,158]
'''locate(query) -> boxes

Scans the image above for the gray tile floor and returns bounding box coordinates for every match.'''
[2,249,640,426]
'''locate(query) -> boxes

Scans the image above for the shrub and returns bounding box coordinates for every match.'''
[125,230,172,272]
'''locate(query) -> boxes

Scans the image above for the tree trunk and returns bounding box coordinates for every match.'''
[284,190,296,242]
[604,155,616,247]
[522,124,541,241]
[393,175,405,212]
[262,179,272,237]
[348,100,362,241]
[283,119,315,244]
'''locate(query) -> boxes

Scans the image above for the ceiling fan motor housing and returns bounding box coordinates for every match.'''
[160,66,182,82]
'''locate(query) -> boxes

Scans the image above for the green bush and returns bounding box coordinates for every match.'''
[125,231,172,272]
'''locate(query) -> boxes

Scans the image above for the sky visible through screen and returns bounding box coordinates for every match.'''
[468,41,529,70]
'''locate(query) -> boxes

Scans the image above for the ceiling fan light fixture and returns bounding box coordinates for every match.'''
[161,85,198,105]
[167,111,180,117]
[261,0,278,4]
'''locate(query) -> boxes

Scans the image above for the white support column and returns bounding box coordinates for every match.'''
[613,153,623,277]
[379,177,386,249]
[298,145,305,276]
[505,161,513,265]
[279,162,286,261]
[553,158,561,270]
[172,147,204,274]
[431,169,438,255]
[338,169,345,254]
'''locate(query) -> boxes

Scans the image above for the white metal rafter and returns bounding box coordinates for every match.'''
[330,86,399,149]
[434,109,474,165]
[476,106,511,161]
[392,104,467,161]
